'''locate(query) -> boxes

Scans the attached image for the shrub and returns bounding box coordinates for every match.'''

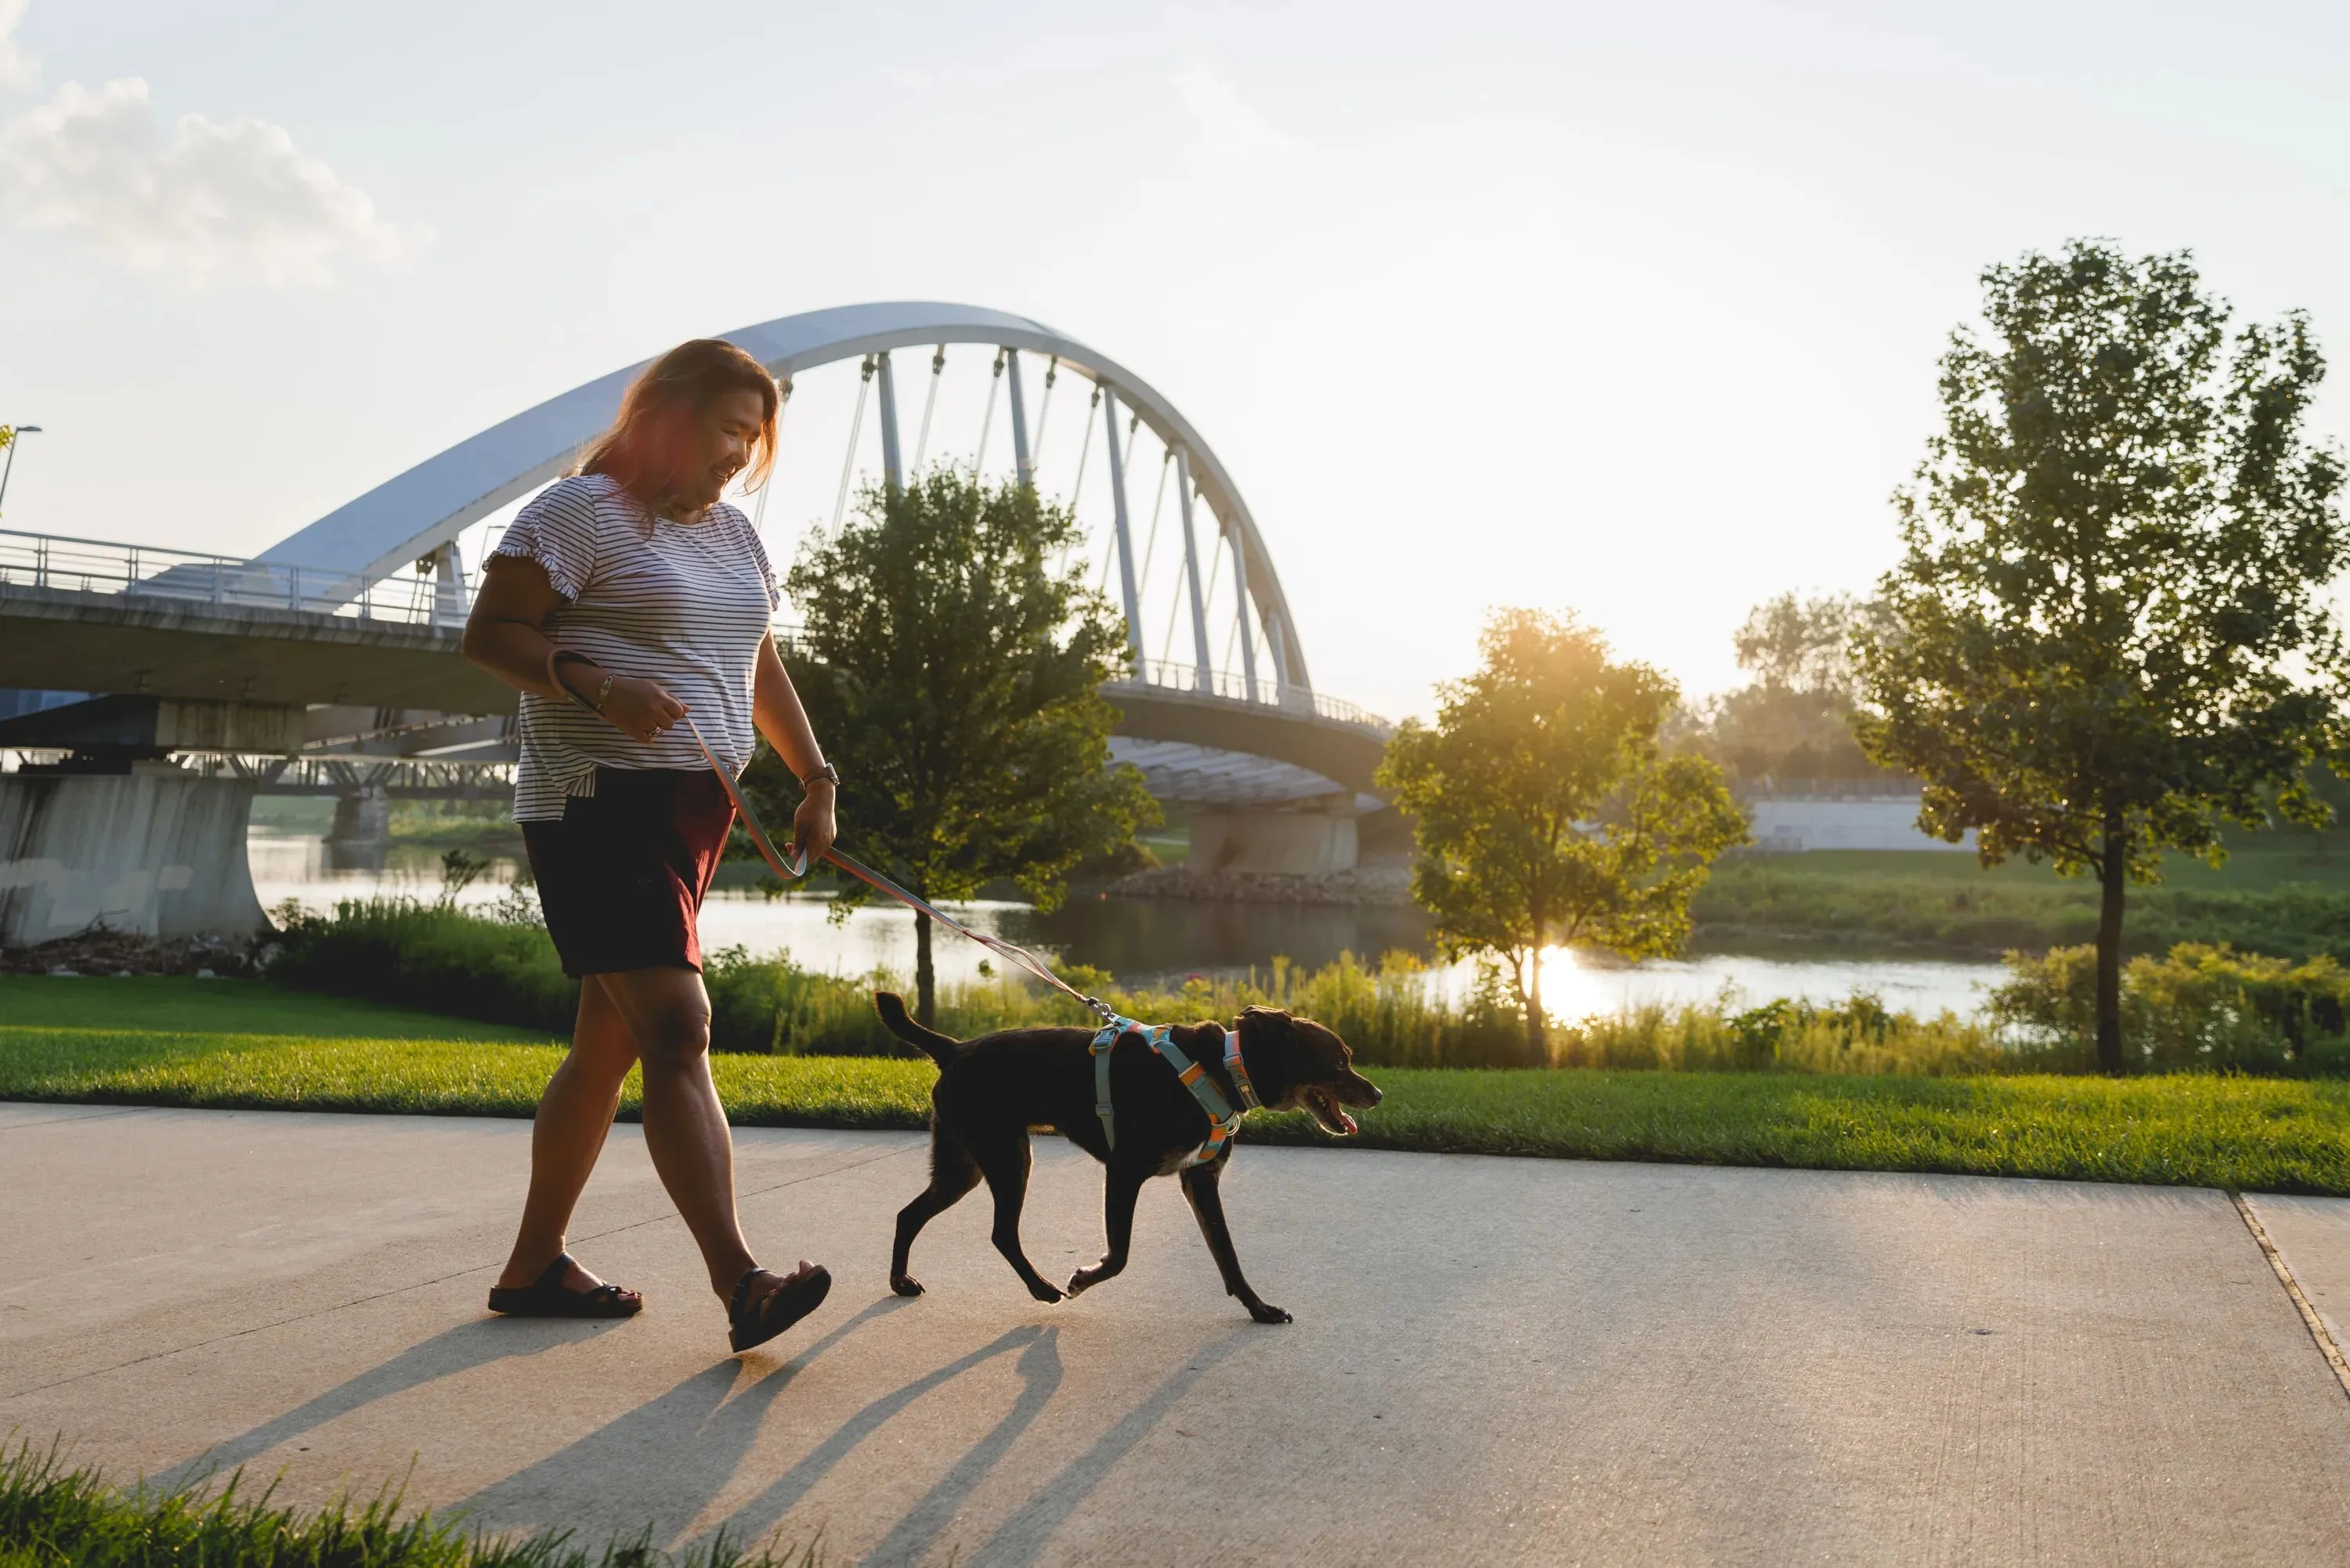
[1988,941,2350,1073]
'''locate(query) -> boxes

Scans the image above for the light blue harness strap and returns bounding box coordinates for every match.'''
[1090,1015,1139,1150]
[1090,1015,1253,1167]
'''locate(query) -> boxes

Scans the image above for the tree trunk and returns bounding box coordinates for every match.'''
[2095,811,2128,1076]
[915,908,937,1028]
[1524,945,1547,1065]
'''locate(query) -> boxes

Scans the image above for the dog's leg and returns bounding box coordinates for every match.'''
[967,1125,1064,1303]
[891,1126,981,1297]
[1065,1165,1148,1297]
[1180,1158,1290,1324]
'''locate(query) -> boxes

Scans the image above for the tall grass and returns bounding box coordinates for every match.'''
[266,900,1531,1065]
[0,1439,818,1568]
[266,899,2350,1078]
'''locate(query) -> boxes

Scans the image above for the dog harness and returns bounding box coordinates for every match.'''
[1090,1015,1262,1168]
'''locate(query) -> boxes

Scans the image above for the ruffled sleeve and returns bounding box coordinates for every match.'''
[490,476,606,601]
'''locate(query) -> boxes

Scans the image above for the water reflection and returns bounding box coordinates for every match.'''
[246,835,2003,1018]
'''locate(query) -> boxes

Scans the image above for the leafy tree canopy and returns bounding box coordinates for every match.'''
[1379,609,1748,1061]
[1854,238,2349,1071]
[746,469,1159,1021]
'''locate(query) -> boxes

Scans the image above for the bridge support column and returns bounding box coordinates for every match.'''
[1188,794,1359,876]
[327,782,393,872]
[0,765,268,945]
[876,351,904,494]
[1007,349,1033,490]
[1101,387,1146,669]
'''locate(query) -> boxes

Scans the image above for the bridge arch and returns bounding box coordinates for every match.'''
[253,302,1312,694]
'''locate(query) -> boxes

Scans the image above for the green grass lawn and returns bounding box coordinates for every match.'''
[1693,845,2350,959]
[10,977,2350,1194]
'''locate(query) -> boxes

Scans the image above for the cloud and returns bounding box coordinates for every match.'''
[0,0,37,93]
[0,74,425,285]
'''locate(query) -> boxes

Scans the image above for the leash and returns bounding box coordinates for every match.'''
[681,717,1115,1025]
[683,716,1259,1165]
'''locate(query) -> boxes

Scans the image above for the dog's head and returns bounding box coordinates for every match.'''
[1234,1005,1383,1136]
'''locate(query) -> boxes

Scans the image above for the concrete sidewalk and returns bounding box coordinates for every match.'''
[5,1102,2349,1566]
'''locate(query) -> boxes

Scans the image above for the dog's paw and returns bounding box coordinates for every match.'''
[1026,1280,1066,1304]
[890,1274,925,1298]
[1065,1271,1093,1296]
[1246,1301,1293,1325]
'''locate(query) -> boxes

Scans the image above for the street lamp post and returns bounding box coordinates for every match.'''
[0,425,43,521]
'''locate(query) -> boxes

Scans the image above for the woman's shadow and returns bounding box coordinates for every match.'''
[152,1313,631,1492]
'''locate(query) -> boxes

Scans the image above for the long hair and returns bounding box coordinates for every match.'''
[579,338,780,508]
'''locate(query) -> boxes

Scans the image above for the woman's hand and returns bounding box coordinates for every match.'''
[792,781,837,871]
[600,676,689,743]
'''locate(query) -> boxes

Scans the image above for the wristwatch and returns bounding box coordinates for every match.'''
[798,763,840,789]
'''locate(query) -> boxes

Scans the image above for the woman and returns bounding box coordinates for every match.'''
[460,338,837,1353]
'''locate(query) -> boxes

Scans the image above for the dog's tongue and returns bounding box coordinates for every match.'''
[1336,1107,1358,1136]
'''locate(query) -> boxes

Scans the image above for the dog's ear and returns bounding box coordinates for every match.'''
[1235,1006,1302,1099]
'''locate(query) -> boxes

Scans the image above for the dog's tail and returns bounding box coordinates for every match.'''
[874,991,962,1064]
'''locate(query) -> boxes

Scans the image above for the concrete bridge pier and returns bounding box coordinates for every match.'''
[325,782,393,872]
[1188,793,1360,875]
[0,764,268,945]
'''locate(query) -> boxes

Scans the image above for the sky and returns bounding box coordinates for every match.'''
[3,0,2350,721]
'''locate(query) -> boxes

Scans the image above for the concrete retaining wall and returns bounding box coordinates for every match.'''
[1190,809,1360,874]
[0,769,269,944]
[1746,795,1975,854]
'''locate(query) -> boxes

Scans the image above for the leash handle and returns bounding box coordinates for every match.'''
[683,717,1114,1024]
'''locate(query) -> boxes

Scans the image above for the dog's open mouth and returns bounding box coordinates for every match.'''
[1302,1086,1358,1136]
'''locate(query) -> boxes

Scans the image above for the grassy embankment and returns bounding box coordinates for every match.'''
[0,1439,813,1568]
[11,977,2350,1194]
[1691,840,2350,959]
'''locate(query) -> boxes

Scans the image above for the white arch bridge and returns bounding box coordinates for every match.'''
[0,303,1392,917]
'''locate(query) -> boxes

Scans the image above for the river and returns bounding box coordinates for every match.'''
[249,835,2006,1020]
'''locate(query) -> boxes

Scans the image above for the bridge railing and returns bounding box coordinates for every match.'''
[0,527,461,627]
[1112,658,1393,733]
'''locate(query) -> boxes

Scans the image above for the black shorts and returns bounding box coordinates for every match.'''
[520,768,735,978]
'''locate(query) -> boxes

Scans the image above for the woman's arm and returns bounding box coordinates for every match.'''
[459,555,686,742]
[753,631,837,866]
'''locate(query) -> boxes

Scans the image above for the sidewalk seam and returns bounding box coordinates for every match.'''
[2232,1190,2350,1406]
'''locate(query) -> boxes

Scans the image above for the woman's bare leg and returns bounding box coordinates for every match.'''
[595,966,815,1304]
[497,977,641,1294]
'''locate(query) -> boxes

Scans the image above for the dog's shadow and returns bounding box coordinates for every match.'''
[961,1325,1254,1568]
[450,1294,916,1545]
[702,1318,1259,1567]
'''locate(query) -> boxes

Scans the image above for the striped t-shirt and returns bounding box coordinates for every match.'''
[490,472,779,822]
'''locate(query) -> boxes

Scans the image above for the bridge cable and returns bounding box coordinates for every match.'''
[1135,447,1173,603]
[1030,357,1061,468]
[1068,385,1102,510]
[911,347,945,471]
[973,349,1005,476]
[832,356,875,531]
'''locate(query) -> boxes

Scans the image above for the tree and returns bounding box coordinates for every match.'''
[1378,609,1748,1061]
[746,469,1159,1024]
[1704,591,1893,783]
[1853,240,2350,1074]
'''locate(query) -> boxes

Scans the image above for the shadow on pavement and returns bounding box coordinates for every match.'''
[154,1314,627,1490]
[450,1295,915,1544]
[696,1323,1058,1556]
[966,1326,1257,1568]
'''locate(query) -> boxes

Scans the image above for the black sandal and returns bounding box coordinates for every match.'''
[487,1254,642,1319]
[728,1264,832,1353]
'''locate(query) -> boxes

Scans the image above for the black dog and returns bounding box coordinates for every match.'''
[874,993,1383,1324]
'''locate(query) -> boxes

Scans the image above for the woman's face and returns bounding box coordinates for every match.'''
[677,387,768,511]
